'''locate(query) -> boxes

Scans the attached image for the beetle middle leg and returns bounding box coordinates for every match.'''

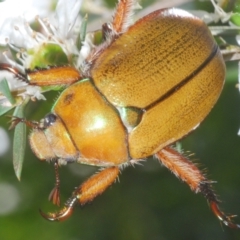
[40,166,119,221]
[155,146,240,229]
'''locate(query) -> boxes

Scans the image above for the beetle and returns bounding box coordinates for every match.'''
[1,0,239,228]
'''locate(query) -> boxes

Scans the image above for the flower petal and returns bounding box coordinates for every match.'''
[52,0,83,39]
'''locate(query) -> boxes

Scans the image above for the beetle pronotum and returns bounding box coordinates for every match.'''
[1,0,239,228]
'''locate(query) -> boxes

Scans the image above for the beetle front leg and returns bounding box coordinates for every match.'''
[0,63,28,82]
[0,63,81,86]
[155,146,240,229]
[40,166,119,221]
[48,161,61,206]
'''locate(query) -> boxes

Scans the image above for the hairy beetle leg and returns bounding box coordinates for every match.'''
[199,182,240,229]
[40,167,119,221]
[0,63,82,86]
[156,146,240,228]
[210,201,240,229]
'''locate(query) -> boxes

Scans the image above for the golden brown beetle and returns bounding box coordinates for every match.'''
[1,0,239,228]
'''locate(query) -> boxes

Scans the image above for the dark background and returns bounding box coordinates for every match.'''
[1,0,240,239]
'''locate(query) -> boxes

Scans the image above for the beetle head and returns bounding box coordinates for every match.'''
[29,113,78,163]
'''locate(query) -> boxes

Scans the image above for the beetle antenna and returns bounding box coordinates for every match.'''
[7,116,40,130]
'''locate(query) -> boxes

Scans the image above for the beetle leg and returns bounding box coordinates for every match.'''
[0,63,81,86]
[40,166,119,221]
[111,0,137,34]
[155,146,240,229]
[102,0,137,39]
[26,66,81,86]
[48,161,61,206]
[86,0,137,65]
[0,63,27,82]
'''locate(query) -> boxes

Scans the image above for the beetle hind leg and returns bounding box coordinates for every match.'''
[40,166,119,221]
[155,146,240,229]
[199,181,240,229]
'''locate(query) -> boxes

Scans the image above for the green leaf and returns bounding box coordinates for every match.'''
[41,84,64,93]
[221,0,240,12]
[0,78,16,104]
[0,105,14,116]
[79,14,88,47]
[92,30,104,46]
[230,13,240,26]
[28,43,69,69]
[12,98,29,181]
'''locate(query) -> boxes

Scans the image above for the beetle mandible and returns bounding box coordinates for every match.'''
[1,0,239,228]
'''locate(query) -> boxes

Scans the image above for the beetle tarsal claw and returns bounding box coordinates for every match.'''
[48,161,61,206]
[39,206,74,222]
[39,195,78,222]
[48,186,61,206]
[210,201,240,229]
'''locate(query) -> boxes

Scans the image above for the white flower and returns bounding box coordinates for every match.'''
[192,0,232,24]
[0,0,84,103]
[210,0,232,23]
[0,0,52,23]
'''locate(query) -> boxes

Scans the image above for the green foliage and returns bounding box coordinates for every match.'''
[0,78,16,105]
[12,98,29,180]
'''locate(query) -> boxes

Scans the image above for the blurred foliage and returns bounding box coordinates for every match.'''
[1,0,240,240]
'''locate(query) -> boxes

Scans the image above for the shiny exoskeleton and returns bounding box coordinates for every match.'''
[1,1,239,228]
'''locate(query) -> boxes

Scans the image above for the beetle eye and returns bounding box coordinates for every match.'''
[43,113,57,128]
